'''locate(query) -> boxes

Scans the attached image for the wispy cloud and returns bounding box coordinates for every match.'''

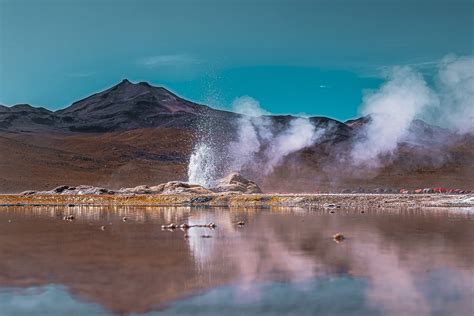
[357,59,440,78]
[403,60,438,68]
[377,60,439,76]
[347,55,440,79]
[138,54,200,68]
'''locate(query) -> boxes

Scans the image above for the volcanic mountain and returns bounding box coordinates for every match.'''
[0,79,234,133]
[0,79,472,193]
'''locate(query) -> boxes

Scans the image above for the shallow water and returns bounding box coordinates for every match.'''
[0,206,473,315]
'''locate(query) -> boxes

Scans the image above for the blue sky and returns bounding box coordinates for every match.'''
[0,0,472,121]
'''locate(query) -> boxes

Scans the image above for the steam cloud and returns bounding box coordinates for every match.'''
[436,55,474,134]
[351,67,436,167]
[229,96,322,176]
[188,54,473,187]
[263,118,321,174]
[188,96,323,187]
[351,54,473,168]
[227,96,272,172]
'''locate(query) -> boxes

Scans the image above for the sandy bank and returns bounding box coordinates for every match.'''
[0,193,472,208]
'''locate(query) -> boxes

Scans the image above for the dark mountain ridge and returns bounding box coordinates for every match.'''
[0,79,234,133]
[0,79,450,145]
[0,79,353,136]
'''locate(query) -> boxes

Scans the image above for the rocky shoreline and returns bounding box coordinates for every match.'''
[1,173,472,209]
[0,193,472,209]
[18,172,262,196]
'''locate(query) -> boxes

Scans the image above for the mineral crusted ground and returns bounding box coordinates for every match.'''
[0,193,472,209]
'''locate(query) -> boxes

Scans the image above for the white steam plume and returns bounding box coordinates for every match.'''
[188,54,472,186]
[264,117,321,174]
[436,55,474,134]
[351,67,436,167]
[188,96,323,186]
[231,96,270,117]
[351,55,474,169]
[229,96,322,175]
[227,96,272,172]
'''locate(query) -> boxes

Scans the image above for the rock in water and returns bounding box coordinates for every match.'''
[212,172,262,194]
[333,233,345,242]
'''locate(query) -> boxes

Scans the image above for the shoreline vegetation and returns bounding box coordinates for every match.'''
[0,193,472,209]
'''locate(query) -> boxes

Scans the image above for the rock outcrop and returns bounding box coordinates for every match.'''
[30,185,115,195]
[211,172,262,194]
[151,181,213,194]
[23,173,262,196]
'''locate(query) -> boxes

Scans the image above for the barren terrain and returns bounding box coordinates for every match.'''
[0,193,472,209]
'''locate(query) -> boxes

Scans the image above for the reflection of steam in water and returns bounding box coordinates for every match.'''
[233,229,318,299]
[186,211,220,267]
[351,234,431,316]
[185,208,318,297]
[185,207,474,312]
[350,231,474,316]
[185,209,250,268]
[1,206,473,315]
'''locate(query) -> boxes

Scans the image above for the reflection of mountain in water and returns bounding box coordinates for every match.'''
[0,206,473,315]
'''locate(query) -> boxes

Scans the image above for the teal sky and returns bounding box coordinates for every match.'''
[0,0,473,121]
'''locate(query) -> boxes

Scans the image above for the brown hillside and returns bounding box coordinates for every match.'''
[0,129,191,193]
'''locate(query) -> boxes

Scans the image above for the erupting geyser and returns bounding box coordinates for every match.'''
[186,96,324,187]
[187,143,218,188]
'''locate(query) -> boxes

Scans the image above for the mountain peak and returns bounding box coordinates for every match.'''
[11,103,36,110]
[9,104,52,114]
[110,79,169,95]
[113,78,148,89]
[104,79,183,103]
[54,79,207,131]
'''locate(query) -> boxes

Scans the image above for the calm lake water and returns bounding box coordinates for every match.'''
[0,205,473,316]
